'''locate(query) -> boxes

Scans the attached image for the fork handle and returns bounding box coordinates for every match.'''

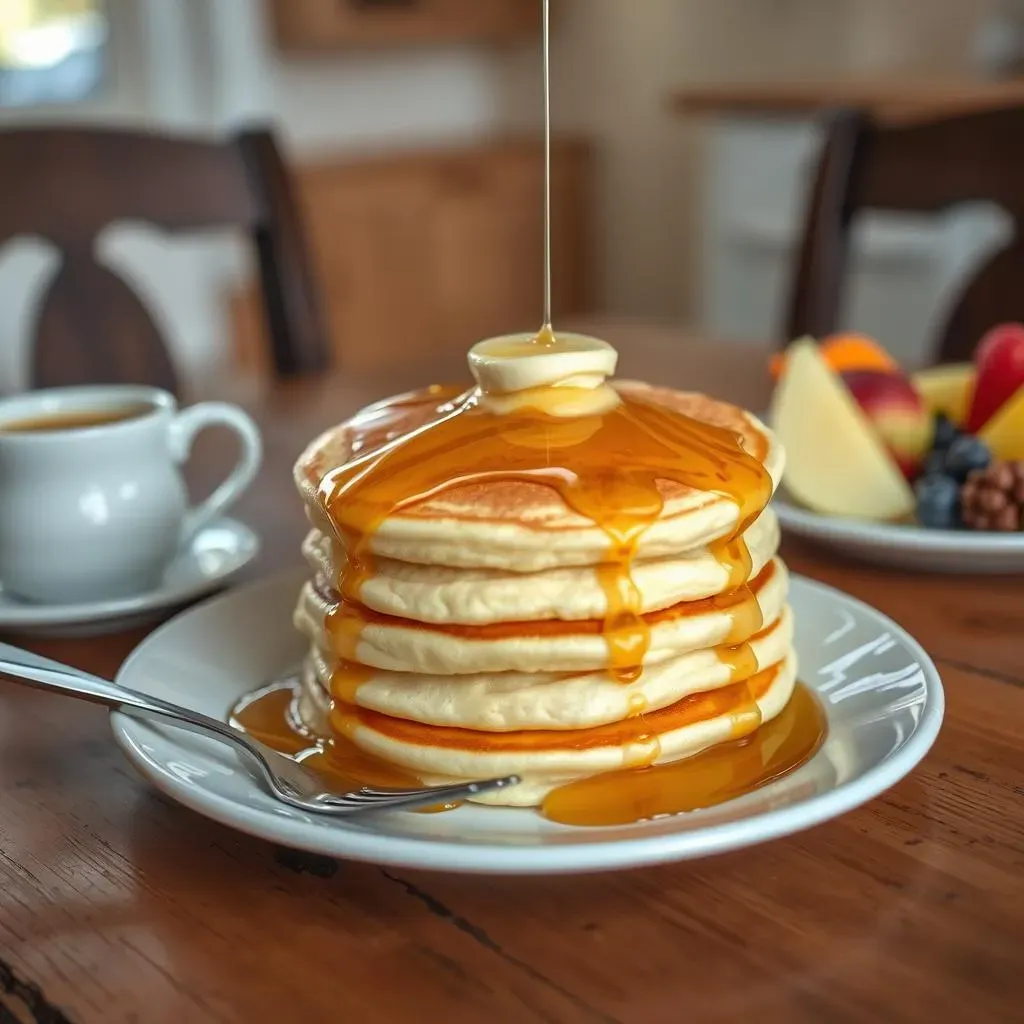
[0,641,244,748]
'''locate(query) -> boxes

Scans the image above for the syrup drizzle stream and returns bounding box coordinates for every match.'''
[541,0,553,335]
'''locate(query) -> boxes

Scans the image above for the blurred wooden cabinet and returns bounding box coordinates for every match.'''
[270,0,541,50]
[231,138,592,374]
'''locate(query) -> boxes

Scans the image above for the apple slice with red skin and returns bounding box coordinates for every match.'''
[841,370,934,480]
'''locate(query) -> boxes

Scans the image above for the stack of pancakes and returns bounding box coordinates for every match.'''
[291,382,793,806]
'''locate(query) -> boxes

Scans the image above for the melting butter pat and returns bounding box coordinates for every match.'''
[469,332,620,416]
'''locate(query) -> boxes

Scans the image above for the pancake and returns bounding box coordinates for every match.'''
[299,605,793,731]
[330,652,798,806]
[273,349,804,816]
[301,508,779,625]
[295,558,788,676]
[294,381,784,573]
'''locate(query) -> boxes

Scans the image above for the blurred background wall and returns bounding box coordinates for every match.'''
[499,0,997,324]
[0,0,1016,387]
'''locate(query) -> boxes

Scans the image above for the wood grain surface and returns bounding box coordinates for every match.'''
[1,326,1021,1024]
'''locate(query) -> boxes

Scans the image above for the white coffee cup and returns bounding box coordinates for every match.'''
[0,385,262,605]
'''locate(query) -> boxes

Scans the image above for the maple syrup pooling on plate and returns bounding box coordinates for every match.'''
[230,672,826,826]
[541,676,826,827]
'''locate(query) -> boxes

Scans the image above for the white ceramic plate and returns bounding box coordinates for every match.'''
[0,519,259,637]
[773,494,1024,574]
[110,568,943,875]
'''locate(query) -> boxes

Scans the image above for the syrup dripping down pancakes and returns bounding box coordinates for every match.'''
[234,334,813,814]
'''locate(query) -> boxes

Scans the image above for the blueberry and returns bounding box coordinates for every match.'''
[922,449,949,478]
[915,474,961,530]
[943,435,991,483]
[932,413,961,452]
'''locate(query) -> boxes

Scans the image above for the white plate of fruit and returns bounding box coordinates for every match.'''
[769,326,1024,573]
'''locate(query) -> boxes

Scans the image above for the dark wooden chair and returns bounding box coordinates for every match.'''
[785,106,1024,364]
[0,125,329,393]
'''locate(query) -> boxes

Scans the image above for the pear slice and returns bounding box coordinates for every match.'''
[772,338,916,520]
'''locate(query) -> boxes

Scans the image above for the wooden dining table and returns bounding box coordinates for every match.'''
[0,323,1021,1024]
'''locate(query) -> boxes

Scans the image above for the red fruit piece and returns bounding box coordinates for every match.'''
[841,370,933,480]
[965,323,1024,433]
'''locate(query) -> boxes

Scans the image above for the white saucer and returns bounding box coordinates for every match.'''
[0,518,259,637]
[110,568,944,875]
[773,494,1024,574]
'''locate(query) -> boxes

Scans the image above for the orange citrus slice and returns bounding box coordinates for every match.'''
[771,333,899,380]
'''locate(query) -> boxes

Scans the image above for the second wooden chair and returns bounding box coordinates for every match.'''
[785,106,1024,364]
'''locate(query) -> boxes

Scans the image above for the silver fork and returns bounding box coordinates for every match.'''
[0,642,519,815]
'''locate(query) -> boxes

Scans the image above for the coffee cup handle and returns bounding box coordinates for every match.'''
[168,403,263,544]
